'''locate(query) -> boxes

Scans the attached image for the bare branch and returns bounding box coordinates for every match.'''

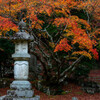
[38,25,53,42]
[60,55,84,77]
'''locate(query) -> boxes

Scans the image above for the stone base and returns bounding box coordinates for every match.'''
[7,89,34,97]
[0,95,40,100]
[0,80,40,100]
[10,81,31,90]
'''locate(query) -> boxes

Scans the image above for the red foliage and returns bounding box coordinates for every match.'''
[17,0,22,3]
[90,49,99,60]
[0,0,99,60]
[54,38,72,52]
[0,16,18,35]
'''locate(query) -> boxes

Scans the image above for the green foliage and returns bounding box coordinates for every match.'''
[73,58,97,81]
[0,38,14,62]
[0,38,14,78]
[70,9,88,20]
[97,41,100,51]
[0,78,12,88]
[74,64,91,79]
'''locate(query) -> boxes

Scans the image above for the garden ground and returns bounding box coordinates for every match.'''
[0,83,100,100]
[0,70,100,100]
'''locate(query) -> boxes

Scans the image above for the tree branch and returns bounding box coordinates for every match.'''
[60,55,84,78]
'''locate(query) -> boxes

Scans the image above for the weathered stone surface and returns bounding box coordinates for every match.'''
[7,89,34,97]
[10,20,34,42]
[0,95,6,100]
[81,81,100,94]
[72,97,78,100]
[0,95,40,100]
[14,61,29,80]
[12,42,30,60]
[12,53,30,59]
[0,20,40,100]
[10,81,31,90]
[15,42,28,54]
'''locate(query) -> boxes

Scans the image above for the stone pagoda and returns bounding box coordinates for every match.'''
[0,20,40,100]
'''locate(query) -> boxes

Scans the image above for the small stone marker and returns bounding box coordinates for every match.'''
[72,97,78,100]
[0,20,40,100]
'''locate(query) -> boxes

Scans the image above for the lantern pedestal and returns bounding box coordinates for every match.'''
[0,20,40,100]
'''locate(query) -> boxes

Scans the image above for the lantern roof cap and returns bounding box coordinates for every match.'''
[10,20,34,41]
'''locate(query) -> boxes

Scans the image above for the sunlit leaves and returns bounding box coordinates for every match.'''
[0,16,18,36]
[54,38,72,52]
[49,42,55,48]
[90,48,99,60]
[72,51,92,60]
[0,0,99,60]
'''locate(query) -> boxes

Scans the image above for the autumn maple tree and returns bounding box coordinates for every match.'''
[0,0,99,90]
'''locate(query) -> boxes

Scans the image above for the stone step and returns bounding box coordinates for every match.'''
[0,95,40,100]
[88,76,100,79]
[7,89,34,98]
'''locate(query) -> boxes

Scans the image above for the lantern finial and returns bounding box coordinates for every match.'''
[18,19,26,32]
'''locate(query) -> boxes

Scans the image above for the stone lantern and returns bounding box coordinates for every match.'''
[1,20,40,100]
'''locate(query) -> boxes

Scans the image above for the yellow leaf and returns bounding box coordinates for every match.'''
[49,42,55,48]
[72,51,92,59]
